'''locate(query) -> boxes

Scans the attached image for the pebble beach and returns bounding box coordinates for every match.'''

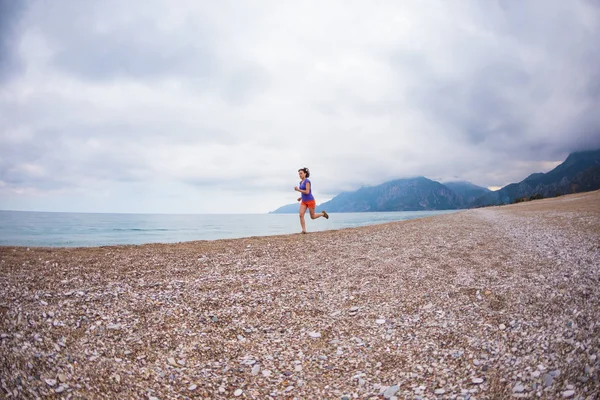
[1,190,599,399]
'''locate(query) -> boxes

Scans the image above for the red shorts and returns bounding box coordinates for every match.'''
[301,200,316,209]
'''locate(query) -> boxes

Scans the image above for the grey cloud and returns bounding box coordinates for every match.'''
[2,1,600,213]
[387,2,600,162]
[0,1,27,81]
[15,1,272,107]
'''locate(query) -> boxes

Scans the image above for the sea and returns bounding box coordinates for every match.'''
[0,210,458,247]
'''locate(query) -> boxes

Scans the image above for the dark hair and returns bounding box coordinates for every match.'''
[298,167,310,178]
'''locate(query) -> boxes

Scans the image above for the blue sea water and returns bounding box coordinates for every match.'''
[0,210,458,247]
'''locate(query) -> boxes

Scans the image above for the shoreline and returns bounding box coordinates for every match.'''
[1,190,599,399]
[0,210,459,249]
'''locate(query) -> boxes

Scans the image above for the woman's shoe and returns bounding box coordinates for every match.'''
[322,210,329,219]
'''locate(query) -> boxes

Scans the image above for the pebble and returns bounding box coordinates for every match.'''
[543,374,554,387]
[309,331,321,338]
[188,384,197,391]
[45,379,57,387]
[499,324,506,330]
[167,357,177,366]
[562,390,575,398]
[55,385,66,393]
[252,364,260,375]
[434,388,445,395]
[513,384,524,393]
[472,378,484,384]
[234,389,243,396]
[262,369,272,377]
[376,319,386,324]
[383,385,399,398]
[58,373,67,382]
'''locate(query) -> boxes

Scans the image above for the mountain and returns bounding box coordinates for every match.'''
[269,203,304,214]
[470,149,600,206]
[318,177,463,212]
[269,149,600,213]
[443,181,491,205]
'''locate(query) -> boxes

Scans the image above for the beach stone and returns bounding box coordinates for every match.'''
[532,371,540,378]
[45,379,57,387]
[188,384,197,391]
[262,369,272,377]
[499,324,506,330]
[543,374,554,387]
[513,384,524,393]
[58,373,67,382]
[309,331,321,338]
[376,319,386,324]
[383,385,399,398]
[251,364,260,375]
[434,388,445,395]
[234,389,243,396]
[562,390,575,398]
[55,385,66,393]
[472,378,484,384]
[167,357,177,366]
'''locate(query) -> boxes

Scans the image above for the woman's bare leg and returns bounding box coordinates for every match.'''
[299,204,308,232]
[309,208,324,220]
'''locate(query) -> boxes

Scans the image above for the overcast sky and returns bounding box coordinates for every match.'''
[1,0,599,214]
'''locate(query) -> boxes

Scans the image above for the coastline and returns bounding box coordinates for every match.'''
[1,190,599,398]
[0,209,459,248]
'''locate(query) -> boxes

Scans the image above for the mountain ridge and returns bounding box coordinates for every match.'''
[270,149,600,213]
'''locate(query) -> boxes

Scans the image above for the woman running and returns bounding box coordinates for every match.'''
[294,167,329,234]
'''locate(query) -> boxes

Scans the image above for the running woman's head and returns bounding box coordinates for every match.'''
[298,167,310,179]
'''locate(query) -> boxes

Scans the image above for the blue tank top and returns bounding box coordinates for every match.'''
[299,179,315,202]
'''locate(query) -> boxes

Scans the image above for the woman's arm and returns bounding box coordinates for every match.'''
[294,182,310,194]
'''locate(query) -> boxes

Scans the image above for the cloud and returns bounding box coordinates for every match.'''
[1,0,599,213]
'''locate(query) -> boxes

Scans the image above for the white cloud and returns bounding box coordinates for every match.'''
[1,0,599,213]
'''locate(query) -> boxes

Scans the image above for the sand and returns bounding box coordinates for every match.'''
[1,190,599,399]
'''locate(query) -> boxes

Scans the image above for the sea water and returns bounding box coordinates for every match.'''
[0,210,458,247]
